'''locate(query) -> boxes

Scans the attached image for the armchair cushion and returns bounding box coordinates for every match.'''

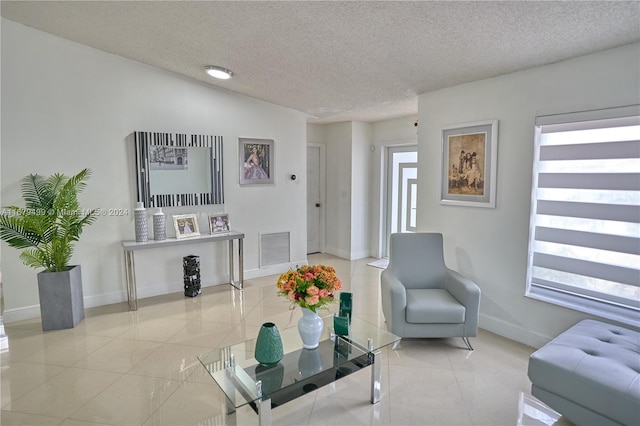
[406,289,465,324]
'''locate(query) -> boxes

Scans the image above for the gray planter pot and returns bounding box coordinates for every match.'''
[37,265,85,331]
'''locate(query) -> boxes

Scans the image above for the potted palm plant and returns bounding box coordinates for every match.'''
[0,168,98,330]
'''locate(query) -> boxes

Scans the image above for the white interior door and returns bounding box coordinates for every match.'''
[383,146,418,257]
[307,145,323,254]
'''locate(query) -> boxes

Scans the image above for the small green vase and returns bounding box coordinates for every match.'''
[255,322,284,367]
[339,292,352,323]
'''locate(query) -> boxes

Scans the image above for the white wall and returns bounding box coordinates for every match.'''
[369,116,419,257]
[1,19,308,322]
[322,122,352,259]
[417,43,640,346]
[306,124,326,144]
[350,122,372,259]
[372,116,418,143]
[308,117,418,260]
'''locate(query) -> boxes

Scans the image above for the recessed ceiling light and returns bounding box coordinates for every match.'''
[205,66,233,80]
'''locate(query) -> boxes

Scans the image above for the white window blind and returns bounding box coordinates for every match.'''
[526,105,640,325]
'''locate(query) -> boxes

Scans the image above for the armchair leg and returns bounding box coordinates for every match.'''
[461,337,474,351]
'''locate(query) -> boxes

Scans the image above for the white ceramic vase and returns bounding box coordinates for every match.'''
[298,307,323,349]
[153,208,166,241]
[134,202,148,242]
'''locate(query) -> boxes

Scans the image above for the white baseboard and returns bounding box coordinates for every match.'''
[4,264,312,324]
[324,246,353,260]
[4,290,131,323]
[350,249,372,260]
[84,290,127,308]
[480,313,551,349]
[4,304,41,323]
[324,247,371,261]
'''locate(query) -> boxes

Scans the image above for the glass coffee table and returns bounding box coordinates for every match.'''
[198,315,400,425]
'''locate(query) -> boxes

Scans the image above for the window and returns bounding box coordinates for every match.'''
[526,105,640,326]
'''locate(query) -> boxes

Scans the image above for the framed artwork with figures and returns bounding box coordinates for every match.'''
[208,214,230,234]
[440,120,498,208]
[173,214,200,239]
[239,138,274,186]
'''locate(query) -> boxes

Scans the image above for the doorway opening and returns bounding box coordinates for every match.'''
[383,146,418,258]
[307,144,325,254]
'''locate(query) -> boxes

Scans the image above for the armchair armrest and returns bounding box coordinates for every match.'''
[445,269,481,335]
[380,269,408,335]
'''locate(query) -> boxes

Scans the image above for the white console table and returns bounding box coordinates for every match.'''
[121,231,244,310]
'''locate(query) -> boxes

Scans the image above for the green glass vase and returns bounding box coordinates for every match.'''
[255,322,284,367]
[339,292,352,323]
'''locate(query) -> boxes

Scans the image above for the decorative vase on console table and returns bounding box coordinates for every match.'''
[134,202,148,242]
[153,207,166,241]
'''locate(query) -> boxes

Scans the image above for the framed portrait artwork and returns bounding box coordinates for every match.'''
[173,214,200,239]
[208,214,230,234]
[440,120,498,208]
[239,138,274,185]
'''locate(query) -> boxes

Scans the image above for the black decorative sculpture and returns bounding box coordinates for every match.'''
[183,255,201,297]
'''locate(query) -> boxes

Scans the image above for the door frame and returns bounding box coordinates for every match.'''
[396,162,418,234]
[380,143,418,258]
[307,143,326,254]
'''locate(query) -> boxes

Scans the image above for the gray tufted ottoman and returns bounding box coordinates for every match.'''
[528,319,640,426]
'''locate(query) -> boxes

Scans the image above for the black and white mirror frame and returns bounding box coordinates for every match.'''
[133,131,224,207]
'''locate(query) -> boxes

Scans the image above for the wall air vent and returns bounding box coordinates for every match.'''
[260,232,290,267]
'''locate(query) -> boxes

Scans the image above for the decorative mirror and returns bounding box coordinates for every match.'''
[133,131,224,207]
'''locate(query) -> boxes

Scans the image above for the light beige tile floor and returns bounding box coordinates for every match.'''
[1,254,572,425]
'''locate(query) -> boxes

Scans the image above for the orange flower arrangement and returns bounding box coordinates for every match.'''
[276,264,342,313]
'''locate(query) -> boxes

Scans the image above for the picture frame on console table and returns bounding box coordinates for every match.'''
[173,214,200,239]
[440,119,498,208]
[239,138,274,186]
[208,214,230,234]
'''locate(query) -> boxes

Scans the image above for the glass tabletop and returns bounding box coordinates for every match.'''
[342,315,401,352]
[197,314,400,410]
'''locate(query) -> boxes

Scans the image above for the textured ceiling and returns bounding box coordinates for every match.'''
[2,1,639,123]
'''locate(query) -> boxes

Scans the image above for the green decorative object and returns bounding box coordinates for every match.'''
[333,313,349,336]
[339,292,352,322]
[255,322,284,367]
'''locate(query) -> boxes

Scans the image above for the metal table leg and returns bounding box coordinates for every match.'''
[225,397,236,416]
[229,237,244,290]
[370,349,382,403]
[238,237,244,289]
[228,239,236,288]
[257,397,272,426]
[124,250,138,311]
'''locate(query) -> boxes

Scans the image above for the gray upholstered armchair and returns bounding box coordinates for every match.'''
[380,232,481,350]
